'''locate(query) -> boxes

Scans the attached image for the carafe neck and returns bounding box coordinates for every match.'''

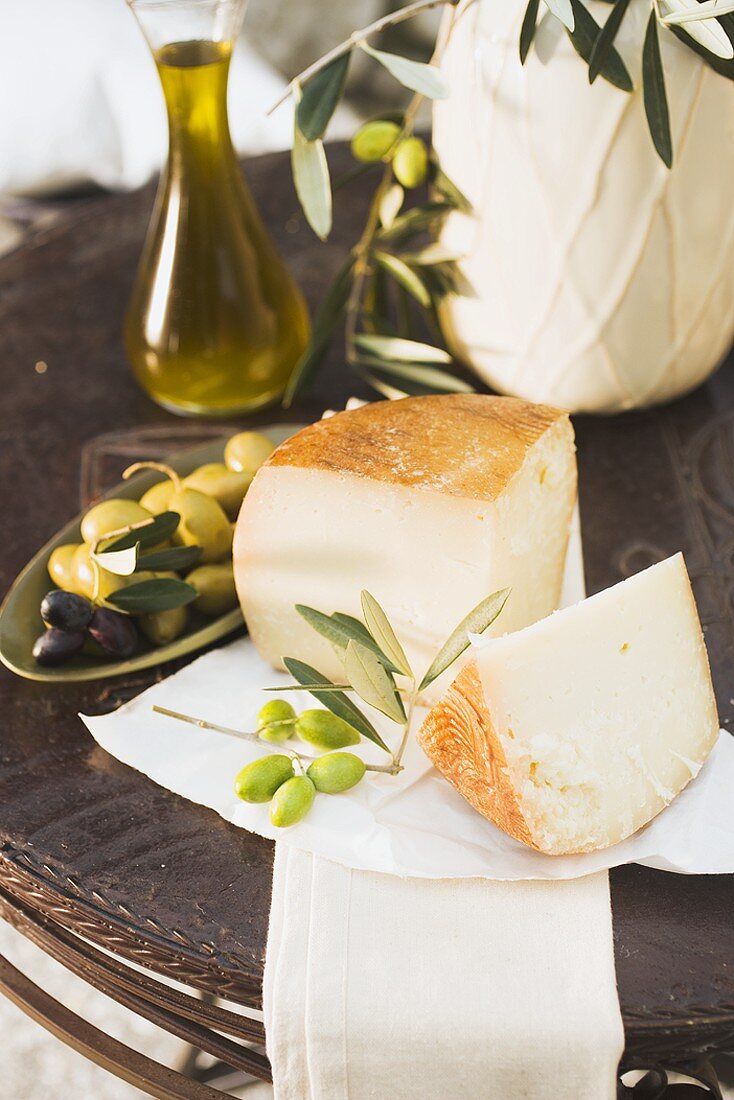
[156,40,235,162]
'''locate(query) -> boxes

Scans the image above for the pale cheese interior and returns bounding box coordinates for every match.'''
[474,554,719,853]
[234,418,576,700]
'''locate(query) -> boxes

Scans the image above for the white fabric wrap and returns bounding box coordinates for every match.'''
[264,847,624,1099]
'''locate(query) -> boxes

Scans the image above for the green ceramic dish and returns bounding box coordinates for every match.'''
[0,424,304,684]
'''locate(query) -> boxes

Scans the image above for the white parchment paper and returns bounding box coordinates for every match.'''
[81,516,734,881]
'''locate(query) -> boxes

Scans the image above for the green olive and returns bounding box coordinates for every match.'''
[47,543,80,591]
[183,463,251,519]
[269,775,316,827]
[392,137,428,189]
[234,754,294,803]
[351,120,401,163]
[139,605,189,645]
[187,562,238,616]
[296,709,360,751]
[257,699,297,744]
[306,752,366,794]
[80,499,152,545]
[72,544,128,601]
[223,432,275,476]
[139,479,175,515]
[169,486,232,563]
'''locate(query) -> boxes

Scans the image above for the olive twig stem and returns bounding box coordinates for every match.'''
[365,762,403,775]
[124,461,182,492]
[90,557,102,605]
[153,706,259,743]
[342,9,457,375]
[92,515,157,548]
[393,677,417,768]
[267,0,458,115]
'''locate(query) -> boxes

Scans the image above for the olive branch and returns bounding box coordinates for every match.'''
[85,508,200,614]
[273,0,734,404]
[273,0,480,405]
[520,0,734,169]
[153,586,511,769]
[155,587,510,826]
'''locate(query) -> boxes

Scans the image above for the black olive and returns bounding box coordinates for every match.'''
[41,590,93,632]
[32,628,85,666]
[88,608,138,659]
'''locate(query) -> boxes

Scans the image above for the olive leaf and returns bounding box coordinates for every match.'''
[377,201,455,243]
[419,588,511,691]
[660,0,734,59]
[292,105,333,240]
[136,545,202,572]
[520,0,541,61]
[108,578,198,613]
[567,0,633,91]
[666,0,734,19]
[283,657,390,752]
[360,370,412,400]
[100,511,181,553]
[360,591,412,678]
[92,542,140,577]
[332,611,389,650]
[421,261,475,299]
[399,243,463,266]
[374,251,431,308]
[360,42,449,99]
[363,359,474,394]
[668,20,734,79]
[283,256,354,407]
[363,265,396,337]
[643,11,673,168]
[544,0,574,31]
[263,682,353,692]
[588,0,633,83]
[296,53,351,141]
[295,603,401,673]
[354,333,452,364]
[379,183,405,230]
[430,164,473,213]
[344,640,406,724]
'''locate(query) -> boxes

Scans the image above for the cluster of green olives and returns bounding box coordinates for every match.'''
[36,431,274,666]
[234,700,368,828]
[350,120,428,189]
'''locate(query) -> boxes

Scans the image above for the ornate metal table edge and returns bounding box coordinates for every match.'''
[0,844,273,1096]
[1,842,731,1097]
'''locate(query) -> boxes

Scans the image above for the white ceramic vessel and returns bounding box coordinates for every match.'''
[433,0,734,413]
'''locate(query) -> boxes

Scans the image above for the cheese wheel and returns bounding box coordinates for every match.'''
[418,554,719,854]
[234,395,577,700]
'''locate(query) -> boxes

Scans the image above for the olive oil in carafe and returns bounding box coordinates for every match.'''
[125,40,310,416]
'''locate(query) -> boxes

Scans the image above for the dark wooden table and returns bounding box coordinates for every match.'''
[0,145,732,1099]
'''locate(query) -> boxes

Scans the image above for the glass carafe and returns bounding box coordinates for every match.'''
[126,0,310,417]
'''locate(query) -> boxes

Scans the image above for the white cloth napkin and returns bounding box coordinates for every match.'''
[263,507,624,1099]
[0,0,356,196]
[265,848,625,1099]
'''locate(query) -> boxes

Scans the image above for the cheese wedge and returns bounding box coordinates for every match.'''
[234,395,577,699]
[418,554,719,854]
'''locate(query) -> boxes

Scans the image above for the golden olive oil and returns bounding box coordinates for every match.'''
[125,40,310,417]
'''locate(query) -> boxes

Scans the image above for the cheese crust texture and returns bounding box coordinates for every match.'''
[417,555,719,854]
[233,395,577,700]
